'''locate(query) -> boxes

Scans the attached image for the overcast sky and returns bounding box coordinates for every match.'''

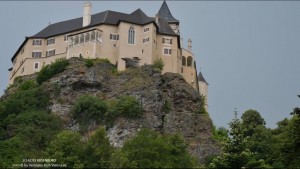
[0,1,299,128]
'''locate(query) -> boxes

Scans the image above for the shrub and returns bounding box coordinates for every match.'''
[152,57,164,71]
[162,100,171,113]
[18,80,38,91]
[36,59,69,84]
[71,95,107,131]
[116,96,143,118]
[84,59,94,67]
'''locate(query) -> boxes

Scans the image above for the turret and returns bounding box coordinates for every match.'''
[157,0,180,34]
[198,72,208,111]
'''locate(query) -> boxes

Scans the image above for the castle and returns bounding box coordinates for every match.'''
[8,1,208,107]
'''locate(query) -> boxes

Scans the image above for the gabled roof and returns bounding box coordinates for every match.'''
[198,72,208,85]
[157,0,179,23]
[11,8,178,62]
[32,8,175,38]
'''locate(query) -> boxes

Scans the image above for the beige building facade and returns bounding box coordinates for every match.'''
[8,1,207,97]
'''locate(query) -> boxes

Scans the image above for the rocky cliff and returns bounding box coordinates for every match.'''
[4,58,220,163]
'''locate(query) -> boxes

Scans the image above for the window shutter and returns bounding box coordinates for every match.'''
[162,38,165,43]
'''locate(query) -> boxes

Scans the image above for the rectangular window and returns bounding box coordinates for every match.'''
[163,48,172,55]
[143,37,150,43]
[47,38,55,45]
[162,37,172,44]
[34,62,39,70]
[32,39,42,45]
[110,34,119,40]
[32,51,42,58]
[64,35,68,41]
[144,27,149,32]
[46,49,55,57]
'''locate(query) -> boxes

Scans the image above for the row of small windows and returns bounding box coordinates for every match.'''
[182,56,193,67]
[33,38,55,45]
[69,31,101,46]
[31,49,55,58]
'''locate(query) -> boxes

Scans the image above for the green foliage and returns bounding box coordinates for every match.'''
[209,112,269,169]
[46,130,84,168]
[84,59,94,67]
[116,96,143,118]
[212,126,228,142]
[71,95,107,132]
[162,100,171,113]
[241,109,266,136]
[152,57,165,71]
[195,94,208,115]
[84,127,113,168]
[114,129,197,168]
[36,59,69,84]
[18,80,38,91]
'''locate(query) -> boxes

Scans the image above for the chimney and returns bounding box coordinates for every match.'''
[188,38,192,52]
[83,2,92,27]
[180,38,183,48]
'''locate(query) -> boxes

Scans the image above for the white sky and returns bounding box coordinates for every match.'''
[0,1,300,128]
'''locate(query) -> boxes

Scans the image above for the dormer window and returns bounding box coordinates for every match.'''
[47,38,55,45]
[33,39,42,45]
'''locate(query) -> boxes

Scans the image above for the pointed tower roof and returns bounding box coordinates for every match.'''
[157,0,179,23]
[198,72,208,85]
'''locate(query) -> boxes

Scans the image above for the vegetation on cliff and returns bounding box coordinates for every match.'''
[0,58,210,168]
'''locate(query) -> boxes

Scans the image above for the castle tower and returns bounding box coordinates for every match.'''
[157,0,180,34]
[198,72,209,111]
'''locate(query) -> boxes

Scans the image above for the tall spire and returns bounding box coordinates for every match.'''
[157,0,179,23]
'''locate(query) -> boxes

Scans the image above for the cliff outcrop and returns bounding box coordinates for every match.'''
[3,58,220,163]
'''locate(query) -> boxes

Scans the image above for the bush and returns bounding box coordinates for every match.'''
[18,80,38,91]
[115,129,197,168]
[36,59,69,84]
[152,57,164,71]
[84,59,94,68]
[116,96,143,118]
[71,95,107,132]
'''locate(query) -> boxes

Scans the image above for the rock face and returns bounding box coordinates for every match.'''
[6,58,220,163]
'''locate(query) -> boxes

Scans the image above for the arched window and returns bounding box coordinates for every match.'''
[128,26,135,44]
[85,33,90,42]
[187,56,193,67]
[182,56,186,66]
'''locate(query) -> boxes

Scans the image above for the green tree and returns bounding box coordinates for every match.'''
[71,95,107,132]
[116,129,196,168]
[46,130,84,168]
[241,109,266,136]
[116,96,143,118]
[84,127,113,168]
[209,112,269,169]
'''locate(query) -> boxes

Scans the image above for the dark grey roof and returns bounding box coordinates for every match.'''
[32,9,175,38]
[198,72,208,84]
[157,0,179,23]
[12,8,178,62]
